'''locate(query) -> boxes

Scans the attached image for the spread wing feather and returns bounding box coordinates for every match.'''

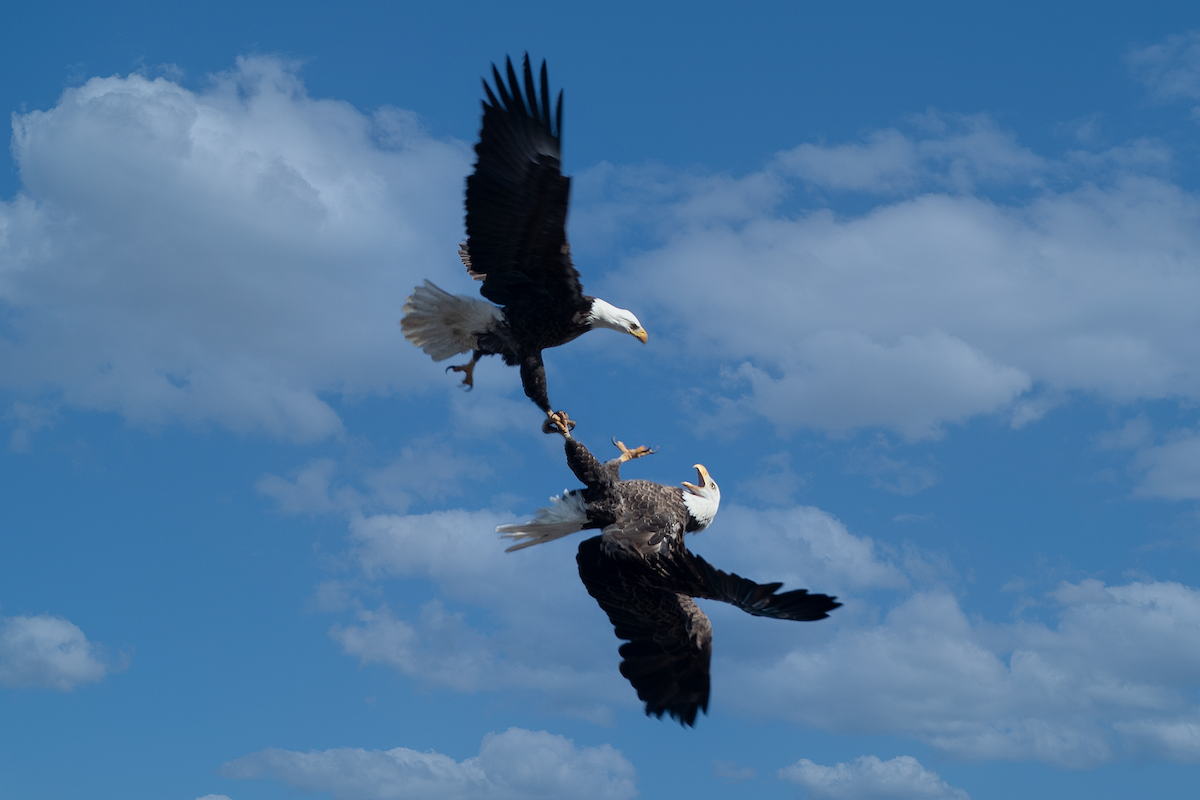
[668,550,842,621]
[577,536,711,727]
[465,55,585,312]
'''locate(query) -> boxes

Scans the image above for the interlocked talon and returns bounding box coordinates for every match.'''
[542,410,575,436]
[446,358,478,389]
[613,438,656,463]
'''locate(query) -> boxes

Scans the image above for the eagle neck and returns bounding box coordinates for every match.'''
[586,298,629,333]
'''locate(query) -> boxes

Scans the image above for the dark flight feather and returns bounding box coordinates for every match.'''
[401,57,646,426]
[507,432,839,726]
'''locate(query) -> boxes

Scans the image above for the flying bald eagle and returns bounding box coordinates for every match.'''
[498,423,841,726]
[401,55,647,432]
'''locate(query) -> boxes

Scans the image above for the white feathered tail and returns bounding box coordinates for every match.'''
[497,491,590,552]
[400,280,504,361]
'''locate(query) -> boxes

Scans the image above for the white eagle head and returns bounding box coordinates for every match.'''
[681,464,720,531]
[587,298,648,344]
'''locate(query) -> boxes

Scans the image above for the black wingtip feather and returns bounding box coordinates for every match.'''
[505,58,525,116]
[522,54,539,120]
[481,79,498,110]
[683,551,842,621]
[490,63,510,110]
[540,61,551,130]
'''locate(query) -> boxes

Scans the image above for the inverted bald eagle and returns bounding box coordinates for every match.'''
[499,422,841,726]
[401,55,646,432]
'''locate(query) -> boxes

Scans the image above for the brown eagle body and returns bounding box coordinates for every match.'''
[500,429,841,726]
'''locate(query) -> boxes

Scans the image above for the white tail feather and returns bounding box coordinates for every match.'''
[497,491,590,552]
[400,280,504,361]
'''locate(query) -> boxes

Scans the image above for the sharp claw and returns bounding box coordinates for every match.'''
[612,438,656,463]
[446,361,475,389]
[543,410,574,436]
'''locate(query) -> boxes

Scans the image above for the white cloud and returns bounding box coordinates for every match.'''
[1091,420,1200,500]
[331,601,497,694]
[1131,430,1200,499]
[257,457,343,513]
[362,438,488,512]
[697,503,908,594]
[325,496,1200,768]
[257,439,485,516]
[599,126,1200,438]
[10,57,1200,449]
[0,57,470,441]
[331,509,636,721]
[221,727,637,800]
[0,613,120,690]
[732,579,1200,768]
[1127,30,1200,102]
[778,113,1043,194]
[778,129,921,193]
[326,499,906,723]
[728,331,1029,440]
[778,754,969,800]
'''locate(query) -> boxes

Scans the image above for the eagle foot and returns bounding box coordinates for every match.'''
[613,438,656,463]
[542,410,575,436]
[446,359,476,389]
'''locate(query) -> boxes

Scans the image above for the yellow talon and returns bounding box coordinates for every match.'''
[613,438,655,463]
[542,410,575,436]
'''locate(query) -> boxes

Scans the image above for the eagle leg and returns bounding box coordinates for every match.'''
[612,438,656,463]
[446,353,481,389]
[542,410,576,436]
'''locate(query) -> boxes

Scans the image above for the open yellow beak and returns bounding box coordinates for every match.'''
[682,464,710,492]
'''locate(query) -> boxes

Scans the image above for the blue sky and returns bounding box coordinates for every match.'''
[5,2,1200,798]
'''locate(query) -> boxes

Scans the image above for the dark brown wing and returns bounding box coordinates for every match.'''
[668,550,842,621]
[466,55,586,314]
[577,536,711,727]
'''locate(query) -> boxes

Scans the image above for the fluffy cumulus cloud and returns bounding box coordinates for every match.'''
[697,504,909,594]
[0,57,470,441]
[732,579,1200,768]
[590,110,1200,439]
[778,754,969,800]
[221,727,637,800]
[777,112,1043,194]
[321,500,904,722]
[9,53,1200,447]
[0,612,119,690]
[325,497,1200,768]
[328,508,638,721]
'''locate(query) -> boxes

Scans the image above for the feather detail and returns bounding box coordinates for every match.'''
[400,280,504,361]
[497,490,589,551]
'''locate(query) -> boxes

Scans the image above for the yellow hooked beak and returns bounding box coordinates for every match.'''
[682,464,710,492]
[632,327,648,344]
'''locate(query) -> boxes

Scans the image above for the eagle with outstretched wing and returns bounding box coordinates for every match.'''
[500,422,840,725]
[402,56,646,433]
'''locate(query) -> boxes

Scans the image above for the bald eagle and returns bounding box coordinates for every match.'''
[499,423,841,726]
[401,55,647,432]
